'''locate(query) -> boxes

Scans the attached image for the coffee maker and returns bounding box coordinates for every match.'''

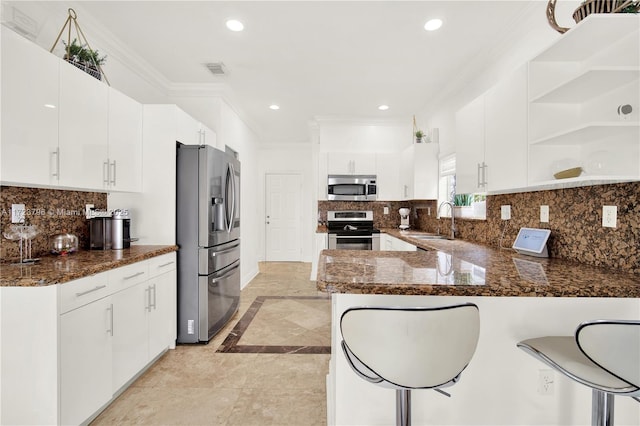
[88,208,131,250]
[399,208,410,230]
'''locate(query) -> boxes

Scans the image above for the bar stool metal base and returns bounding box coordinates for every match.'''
[396,389,411,426]
[592,390,614,426]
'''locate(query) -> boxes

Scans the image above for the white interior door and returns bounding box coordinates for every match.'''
[265,173,303,261]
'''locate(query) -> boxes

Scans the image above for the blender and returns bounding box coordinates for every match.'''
[399,208,410,230]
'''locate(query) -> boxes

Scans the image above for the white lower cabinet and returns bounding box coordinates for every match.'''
[111,282,149,392]
[382,234,417,251]
[0,253,178,425]
[59,277,113,426]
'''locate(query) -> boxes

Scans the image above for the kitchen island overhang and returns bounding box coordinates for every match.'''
[318,244,640,426]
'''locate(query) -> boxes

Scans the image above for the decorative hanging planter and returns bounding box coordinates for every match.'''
[547,0,640,34]
[49,8,110,85]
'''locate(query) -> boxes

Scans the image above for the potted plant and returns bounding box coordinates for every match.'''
[453,194,474,218]
[62,39,106,80]
[415,130,424,143]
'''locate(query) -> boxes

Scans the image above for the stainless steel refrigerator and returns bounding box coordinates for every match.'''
[176,143,240,343]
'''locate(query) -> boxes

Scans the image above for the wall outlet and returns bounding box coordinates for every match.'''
[540,205,549,223]
[384,206,389,215]
[602,205,617,228]
[11,204,25,224]
[538,369,554,395]
[501,205,511,220]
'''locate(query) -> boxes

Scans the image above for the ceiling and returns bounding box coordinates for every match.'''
[7,1,572,144]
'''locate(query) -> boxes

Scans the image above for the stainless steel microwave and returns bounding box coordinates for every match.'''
[327,175,377,201]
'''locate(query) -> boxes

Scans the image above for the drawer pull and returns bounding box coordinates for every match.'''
[75,284,107,297]
[123,271,145,280]
[158,261,175,268]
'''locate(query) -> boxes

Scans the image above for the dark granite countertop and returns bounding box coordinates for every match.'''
[317,229,640,298]
[0,245,178,287]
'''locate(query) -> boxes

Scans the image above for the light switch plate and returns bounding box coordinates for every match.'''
[602,205,617,228]
[540,205,549,223]
[501,205,511,220]
[383,206,389,215]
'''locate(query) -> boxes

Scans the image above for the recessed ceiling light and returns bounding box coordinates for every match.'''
[424,18,443,31]
[269,104,280,110]
[378,105,389,111]
[226,19,244,32]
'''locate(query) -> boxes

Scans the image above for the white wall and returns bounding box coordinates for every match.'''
[257,143,315,262]
[317,119,412,153]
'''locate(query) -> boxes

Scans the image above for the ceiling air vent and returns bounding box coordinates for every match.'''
[204,62,227,76]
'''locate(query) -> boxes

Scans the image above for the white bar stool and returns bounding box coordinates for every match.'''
[340,303,480,426]
[517,320,640,426]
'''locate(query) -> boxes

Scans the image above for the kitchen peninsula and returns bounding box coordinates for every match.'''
[317,234,640,425]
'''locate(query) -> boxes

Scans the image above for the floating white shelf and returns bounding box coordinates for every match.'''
[530,122,639,145]
[530,67,640,104]
[533,14,640,63]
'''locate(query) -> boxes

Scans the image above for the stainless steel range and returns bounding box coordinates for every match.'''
[327,210,380,250]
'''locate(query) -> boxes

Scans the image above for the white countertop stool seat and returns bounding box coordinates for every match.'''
[517,320,640,426]
[340,303,480,426]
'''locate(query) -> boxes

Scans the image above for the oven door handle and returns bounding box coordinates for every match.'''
[330,235,374,239]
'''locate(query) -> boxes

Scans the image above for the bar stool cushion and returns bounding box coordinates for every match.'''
[518,320,640,397]
[340,303,480,390]
[576,320,640,393]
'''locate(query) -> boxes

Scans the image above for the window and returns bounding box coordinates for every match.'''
[438,154,486,220]
[437,154,456,217]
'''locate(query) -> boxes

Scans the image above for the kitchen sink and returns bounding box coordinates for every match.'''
[405,233,450,240]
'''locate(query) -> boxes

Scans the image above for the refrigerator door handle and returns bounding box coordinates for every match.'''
[210,262,240,285]
[225,163,233,233]
[229,163,237,233]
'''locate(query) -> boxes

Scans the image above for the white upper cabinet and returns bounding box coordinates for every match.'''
[484,64,528,193]
[58,59,109,190]
[527,15,640,187]
[327,152,376,175]
[1,28,143,192]
[455,95,486,194]
[455,64,528,194]
[108,89,143,192]
[375,152,401,200]
[1,26,60,186]
[400,143,439,200]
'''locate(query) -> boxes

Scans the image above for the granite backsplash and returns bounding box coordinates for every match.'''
[319,182,640,273]
[0,186,107,261]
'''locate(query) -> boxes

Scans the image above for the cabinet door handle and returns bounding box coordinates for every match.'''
[110,160,117,186]
[158,261,175,268]
[107,303,114,336]
[150,284,157,310]
[145,286,151,312]
[103,160,110,185]
[477,163,482,189]
[482,162,488,187]
[75,284,107,297]
[123,271,145,280]
[51,148,60,179]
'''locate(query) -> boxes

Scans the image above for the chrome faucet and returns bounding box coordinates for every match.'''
[437,201,456,240]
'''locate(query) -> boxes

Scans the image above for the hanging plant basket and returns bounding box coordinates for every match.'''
[64,59,103,80]
[546,0,640,34]
[50,9,110,85]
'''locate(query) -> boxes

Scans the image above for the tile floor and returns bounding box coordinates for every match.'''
[92,262,331,425]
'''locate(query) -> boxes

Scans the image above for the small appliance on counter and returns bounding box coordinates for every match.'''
[399,208,410,230]
[512,227,551,258]
[87,208,131,250]
[50,233,78,255]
